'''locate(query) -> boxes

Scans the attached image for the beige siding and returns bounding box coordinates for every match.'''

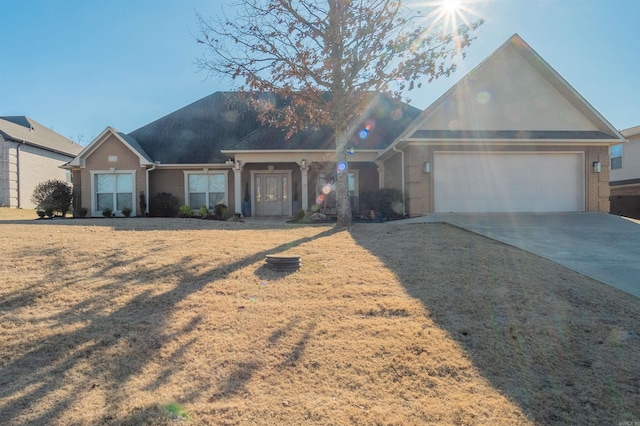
[0,138,12,206]
[0,138,74,209]
[418,43,600,133]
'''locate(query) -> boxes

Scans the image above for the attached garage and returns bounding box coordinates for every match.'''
[434,152,585,213]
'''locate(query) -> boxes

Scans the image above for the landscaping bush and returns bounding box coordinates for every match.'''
[178,205,193,218]
[31,179,73,217]
[75,207,88,218]
[198,205,209,218]
[149,192,179,217]
[361,188,404,220]
[121,207,132,217]
[294,208,306,222]
[102,208,113,218]
[213,203,230,220]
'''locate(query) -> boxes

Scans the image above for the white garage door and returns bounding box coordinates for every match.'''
[434,152,584,213]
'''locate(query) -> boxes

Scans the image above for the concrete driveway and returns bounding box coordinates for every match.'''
[400,212,640,298]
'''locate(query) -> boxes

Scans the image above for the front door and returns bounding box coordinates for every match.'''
[255,173,289,216]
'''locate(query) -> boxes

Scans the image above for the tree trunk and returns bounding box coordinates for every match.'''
[335,129,352,229]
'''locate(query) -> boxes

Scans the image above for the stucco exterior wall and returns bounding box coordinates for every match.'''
[0,137,74,209]
[391,143,611,216]
[80,134,147,216]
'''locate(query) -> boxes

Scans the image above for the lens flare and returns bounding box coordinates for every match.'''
[337,162,347,172]
[359,129,369,139]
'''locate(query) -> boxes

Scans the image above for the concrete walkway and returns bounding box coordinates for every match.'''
[397,212,640,298]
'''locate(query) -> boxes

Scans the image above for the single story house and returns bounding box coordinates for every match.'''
[65,34,624,218]
[0,116,83,209]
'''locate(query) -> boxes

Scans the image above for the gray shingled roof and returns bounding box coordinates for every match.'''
[0,116,83,156]
[128,92,420,164]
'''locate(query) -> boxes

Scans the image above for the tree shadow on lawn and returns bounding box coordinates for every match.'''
[0,217,309,232]
[0,227,337,425]
[351,223,640,425]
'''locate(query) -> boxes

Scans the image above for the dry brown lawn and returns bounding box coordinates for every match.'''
[0,207,638,425]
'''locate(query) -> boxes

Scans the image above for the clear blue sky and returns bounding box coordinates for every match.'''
[1,0,638,145]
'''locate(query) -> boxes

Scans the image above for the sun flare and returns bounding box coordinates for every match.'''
[442,0,461,13]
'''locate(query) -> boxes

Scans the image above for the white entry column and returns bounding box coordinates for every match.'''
[233,162,242,215]
[301,162,309,211]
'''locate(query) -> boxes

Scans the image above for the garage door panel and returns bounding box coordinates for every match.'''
[434,153,584,213]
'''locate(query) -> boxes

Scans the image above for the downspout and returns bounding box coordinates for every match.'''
[392,146,406,215]
[145,162,158,215]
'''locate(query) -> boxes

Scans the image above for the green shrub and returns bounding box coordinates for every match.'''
[121,207,132,217]
[31,179,73,217]
[149,192,179,217]
[178,205,193,218]
[36,210,46,219]
[139,193,147,216]
[361,188,404,220]
[76,207,88,218]
[294,208,306,222]
[102,208,113,218]
[213,203,230,220]
[198,205,209,218]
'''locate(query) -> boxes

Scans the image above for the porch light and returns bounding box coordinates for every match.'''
[234,160,241,170]
[301,159,307,169]
[424,162,431,173]
[593,161,601,173]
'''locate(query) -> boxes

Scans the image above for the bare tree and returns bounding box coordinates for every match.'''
[196,0,482,228]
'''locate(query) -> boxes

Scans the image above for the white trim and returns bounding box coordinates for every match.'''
[183,170,230,209]
[250,168,293,216]
[155,163,233,169]
[90,170,137,217]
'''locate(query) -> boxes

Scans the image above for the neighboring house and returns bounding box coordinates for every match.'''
[610,125,640,195]
[609,125,640,218]
[65,34,624,218]
[0,116,83,209]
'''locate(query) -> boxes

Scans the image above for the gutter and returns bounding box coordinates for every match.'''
[392,146,406,215]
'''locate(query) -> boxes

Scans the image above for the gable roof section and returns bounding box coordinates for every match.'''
[621,125,640,139]
[128,91,420,164]
[378,34,624,159]
[66,126,153,168]
[0,116,83,156]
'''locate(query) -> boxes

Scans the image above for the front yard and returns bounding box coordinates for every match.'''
[0,209,638,425]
